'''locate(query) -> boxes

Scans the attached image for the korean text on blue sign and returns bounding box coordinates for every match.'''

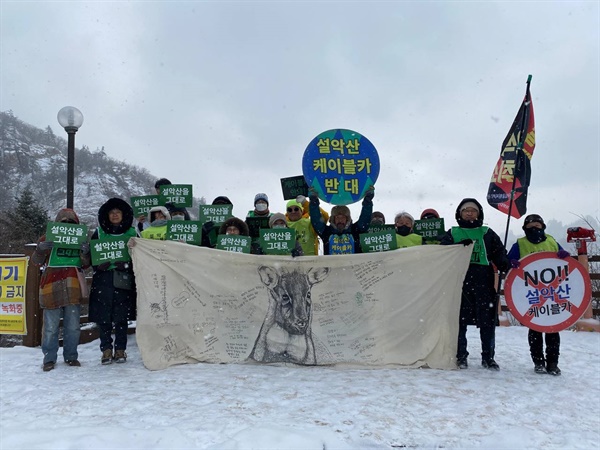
[302,129,380,205]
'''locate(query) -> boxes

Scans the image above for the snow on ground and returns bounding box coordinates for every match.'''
[1,326,599,450]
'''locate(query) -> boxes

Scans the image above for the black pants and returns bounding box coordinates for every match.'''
[98,321,128,352]
[457,323,496,361]
[528,329,560,365]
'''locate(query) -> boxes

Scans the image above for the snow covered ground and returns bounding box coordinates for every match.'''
[1,326,599,450]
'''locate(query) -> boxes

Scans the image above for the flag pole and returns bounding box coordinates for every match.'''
[497,75,533,307]
[501,74,533,248]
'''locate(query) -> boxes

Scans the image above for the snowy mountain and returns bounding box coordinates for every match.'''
[0,110,163,227]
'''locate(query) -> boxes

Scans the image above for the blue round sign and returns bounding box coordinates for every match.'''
[302,129,380,205]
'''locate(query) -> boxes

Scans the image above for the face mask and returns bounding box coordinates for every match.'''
[371,218,385,225]
[272,224,286,229]
[171,215,185,221]
[525,227,546,244]
[255,203,268,212]
[396,225,411,236]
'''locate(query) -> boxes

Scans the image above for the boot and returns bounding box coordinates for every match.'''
[457,356,468,369]
[532,356,546,374]
[482,359,500,371]
[114,349,127,363]
[101,349,113,365]
[546,363,561,376]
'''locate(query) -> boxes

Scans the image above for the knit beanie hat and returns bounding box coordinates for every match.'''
[212,196,232,205]
[269,213,288,228]
[254,193,269,206]
[460,202,480,213]
[523,214,546,230]
[286,199,303,210]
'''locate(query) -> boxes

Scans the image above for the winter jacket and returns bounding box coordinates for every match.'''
[440,198,509,327]
[309,196,372,255]
[88,198,137,324]
[32,209,90,309]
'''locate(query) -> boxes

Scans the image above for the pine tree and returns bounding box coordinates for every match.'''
[0,188,49,253]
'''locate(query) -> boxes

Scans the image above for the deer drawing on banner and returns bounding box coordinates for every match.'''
[249,266,330,365]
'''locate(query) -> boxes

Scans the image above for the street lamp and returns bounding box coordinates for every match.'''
[57,106,84,209]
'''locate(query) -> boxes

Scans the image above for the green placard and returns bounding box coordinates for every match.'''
[165,220,202,245]
[245,216,271,238]
[367,224,395,234]
[159,184,193,207]
[216,235,251,254]
[414,218,445,241]
[45,222,88,248]
[280,175,309,200]
[259,228,296,255]
[198,204,233,225]
[359,230,398,253]
[130,195,161,217]
[90,236,132,265]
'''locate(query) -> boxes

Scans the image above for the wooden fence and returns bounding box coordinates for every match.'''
[3,246,599,348]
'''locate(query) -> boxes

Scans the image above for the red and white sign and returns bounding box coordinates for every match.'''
[504,251,592,333]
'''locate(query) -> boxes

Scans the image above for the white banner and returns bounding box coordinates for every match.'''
[129,239,472,371]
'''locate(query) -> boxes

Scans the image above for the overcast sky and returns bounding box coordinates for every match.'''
[2,1,598,238]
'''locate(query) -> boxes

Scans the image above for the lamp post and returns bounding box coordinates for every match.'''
[57,106,84,209]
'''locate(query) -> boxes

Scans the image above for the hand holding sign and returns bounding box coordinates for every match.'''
[37,241,54,252]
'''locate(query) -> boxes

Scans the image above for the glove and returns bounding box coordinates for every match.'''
[37,241,54,252]
[458,239,473,246]
[363,186,375,202]
[80,242,90,255]
[202,221,215,234]
[296,195,306,205]
[557,249,570,259]
[114,261,130,271]
[96,262,111,272]
[510,259,521,269]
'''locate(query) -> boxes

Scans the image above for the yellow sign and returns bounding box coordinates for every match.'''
[0,257,28,335]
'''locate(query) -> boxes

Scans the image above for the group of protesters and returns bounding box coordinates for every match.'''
[34,177,568,377]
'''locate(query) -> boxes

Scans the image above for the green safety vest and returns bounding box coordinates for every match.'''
[287,218,317,256]
[395,233,423,249]
[451,226,489,266]
[48,246,82,268]
[141,224,168,240]
[517,235,559,257]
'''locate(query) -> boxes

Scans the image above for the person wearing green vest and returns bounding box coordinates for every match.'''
[440,198,509,371]
[32,208,91,372]
[394,212,425,248]
[286,199,318,256]
[89,198,138,365]
[507,214,570,376]
[141,206,171,240]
